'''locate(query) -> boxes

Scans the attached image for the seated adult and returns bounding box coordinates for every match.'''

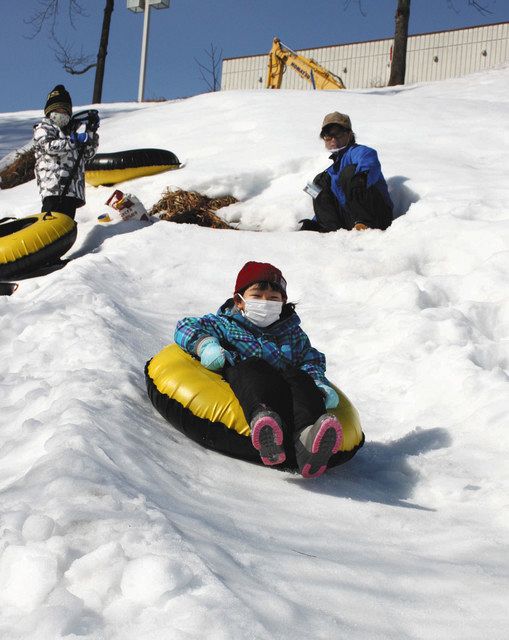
[301,112,393,232]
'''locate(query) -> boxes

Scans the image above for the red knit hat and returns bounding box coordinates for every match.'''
[234,261,287,297]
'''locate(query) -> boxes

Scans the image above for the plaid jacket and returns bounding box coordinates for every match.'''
[174,300,329,385]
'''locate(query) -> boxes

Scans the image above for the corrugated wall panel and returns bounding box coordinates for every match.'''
[495,24,506,63]
[491,25,500,65]
[221,23,509,91]
[459,28,468,74]
[463,30,473,76]
[448,32,457,78]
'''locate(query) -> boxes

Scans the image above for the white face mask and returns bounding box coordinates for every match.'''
[49,112,71,129]
[239,295,283,328]
[329,143,349,153]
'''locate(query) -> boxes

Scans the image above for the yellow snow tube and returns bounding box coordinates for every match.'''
[85,165,179,187]
[0,212,77,279]
[85,148,181,186]
[145,344,364,467]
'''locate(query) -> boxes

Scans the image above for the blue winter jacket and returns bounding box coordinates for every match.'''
[174,300,330,385]
[327,143,393,209]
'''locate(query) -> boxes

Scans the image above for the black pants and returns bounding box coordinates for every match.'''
[223,358,326,439]
[42,196,79,220]
[310,164,393,232]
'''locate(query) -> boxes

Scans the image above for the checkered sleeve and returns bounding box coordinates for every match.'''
[174,314,226,355]
[294,328,328,384]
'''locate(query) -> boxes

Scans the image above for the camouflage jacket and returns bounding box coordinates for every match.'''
[33,118,98,206]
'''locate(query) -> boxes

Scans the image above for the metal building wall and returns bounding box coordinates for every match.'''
[221,22,509,91]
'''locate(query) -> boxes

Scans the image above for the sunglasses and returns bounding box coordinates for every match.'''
[321,127,349,140]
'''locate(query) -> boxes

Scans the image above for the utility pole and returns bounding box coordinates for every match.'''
[127,0,169,102]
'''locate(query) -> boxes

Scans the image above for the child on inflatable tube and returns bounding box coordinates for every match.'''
[174,261,343,478]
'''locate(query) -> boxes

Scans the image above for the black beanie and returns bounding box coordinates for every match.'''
[44,85,72,117]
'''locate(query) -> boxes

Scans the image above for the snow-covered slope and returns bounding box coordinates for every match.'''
[1,67,508,639]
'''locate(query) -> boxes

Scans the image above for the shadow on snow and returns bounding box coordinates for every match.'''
[387,175,420,220]
[291,426,451,510]
[67,217,156,260]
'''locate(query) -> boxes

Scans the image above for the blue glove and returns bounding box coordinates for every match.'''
[70,132,88,144]
[197,337,226,371]
[317,383,340,409]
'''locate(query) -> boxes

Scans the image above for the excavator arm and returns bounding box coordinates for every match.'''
[266,37,346,90]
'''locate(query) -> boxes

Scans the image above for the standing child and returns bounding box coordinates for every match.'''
[174,261,343,478]
[33,84,99,220]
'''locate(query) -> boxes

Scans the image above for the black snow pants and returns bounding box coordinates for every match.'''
[223,358,326,451]
[310,164,393,232]
[42,195,79,220]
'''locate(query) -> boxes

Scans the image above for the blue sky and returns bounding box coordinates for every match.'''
[2,0,508,112]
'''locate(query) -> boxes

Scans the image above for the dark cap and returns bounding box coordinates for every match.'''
[321,111,352,133]
[44,85,72,117]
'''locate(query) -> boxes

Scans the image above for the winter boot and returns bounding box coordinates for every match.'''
[295,414,343,478]
[250,408,286,466]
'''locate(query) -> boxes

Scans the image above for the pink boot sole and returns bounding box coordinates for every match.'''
[300,416,343,479]
[251,414,286,466]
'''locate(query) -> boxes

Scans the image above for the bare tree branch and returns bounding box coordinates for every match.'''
[24,0,60,39]
[66,0,89,29]
[467,0,493,14]
[195,43,223,92]
[52,37,97,75]
[343,0,368,17]
[346,0,494,19]
[24,0,88,38]
[448,0,493,14]
[23,1,114,103]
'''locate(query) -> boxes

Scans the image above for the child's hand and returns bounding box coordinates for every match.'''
[317,383,340,409]
[197,337,226,371]
[70,132,88,144]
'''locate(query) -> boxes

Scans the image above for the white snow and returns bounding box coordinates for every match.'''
[1,67,508,639]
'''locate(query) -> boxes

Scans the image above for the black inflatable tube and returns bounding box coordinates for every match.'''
[0,225,77,280]
[145,361,364,470]
[85,148,180,172]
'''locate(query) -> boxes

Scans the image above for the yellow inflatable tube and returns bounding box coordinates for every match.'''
[0,212,77,279]
[145,344,364,467]
[85,148,181,187]
[85,164,180,187]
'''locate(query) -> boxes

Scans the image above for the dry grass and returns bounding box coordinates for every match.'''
[0,148,36,189]
[150,188,237,229]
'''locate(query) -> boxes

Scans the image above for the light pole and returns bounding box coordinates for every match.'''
[127,0,170,102]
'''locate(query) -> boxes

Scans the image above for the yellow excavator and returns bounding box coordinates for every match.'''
[266,37,346,90]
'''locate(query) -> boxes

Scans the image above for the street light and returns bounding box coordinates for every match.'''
[127,0,170,102]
